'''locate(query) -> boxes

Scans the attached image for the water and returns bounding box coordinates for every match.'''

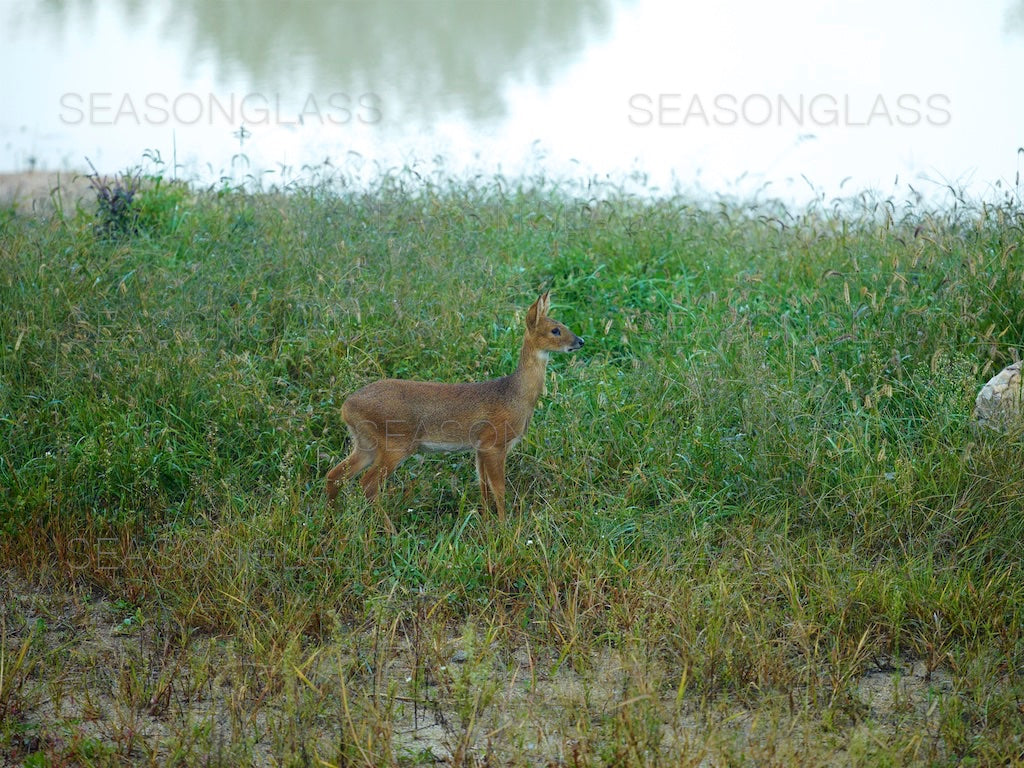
[3,0,1023,206]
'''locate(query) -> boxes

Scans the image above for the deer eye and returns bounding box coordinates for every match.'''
[551,327,561,336]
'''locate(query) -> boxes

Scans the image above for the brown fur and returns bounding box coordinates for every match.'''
[326,292,583,518]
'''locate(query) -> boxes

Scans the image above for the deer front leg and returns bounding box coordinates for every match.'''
[476,447,508,520]
[326,446,375,502]
[358,447,410,501]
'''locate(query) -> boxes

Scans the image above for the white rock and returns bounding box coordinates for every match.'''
[974,361,1023,431]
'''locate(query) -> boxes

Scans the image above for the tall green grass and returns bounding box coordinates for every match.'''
[1,165,1022,764]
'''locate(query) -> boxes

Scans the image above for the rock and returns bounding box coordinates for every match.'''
[974,361,1023,432]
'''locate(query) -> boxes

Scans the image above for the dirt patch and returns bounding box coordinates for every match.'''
[858,660,954,716]
[1,569,962,765]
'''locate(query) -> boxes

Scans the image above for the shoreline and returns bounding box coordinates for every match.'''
[0,170,94,210]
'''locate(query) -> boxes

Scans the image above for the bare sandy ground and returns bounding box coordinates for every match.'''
[2,566,957,766]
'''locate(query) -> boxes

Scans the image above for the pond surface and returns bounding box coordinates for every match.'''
[3,0,1023,205]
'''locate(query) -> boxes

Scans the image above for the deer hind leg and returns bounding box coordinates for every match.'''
[476,447,508,520]
[475,451,491,509]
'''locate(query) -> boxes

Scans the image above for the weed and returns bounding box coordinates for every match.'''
[86,158,141,237]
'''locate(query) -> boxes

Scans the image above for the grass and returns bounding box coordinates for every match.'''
[1,160,1023,765]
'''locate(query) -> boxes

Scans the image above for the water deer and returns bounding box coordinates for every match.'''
[326,291,584,519]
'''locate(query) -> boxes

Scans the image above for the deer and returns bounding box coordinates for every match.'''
[326,291,584,519]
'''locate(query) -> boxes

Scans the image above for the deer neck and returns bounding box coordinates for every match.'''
[513,335,550,406]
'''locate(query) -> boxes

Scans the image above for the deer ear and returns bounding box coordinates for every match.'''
[538,291,550,317]
[526,295,542,328]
